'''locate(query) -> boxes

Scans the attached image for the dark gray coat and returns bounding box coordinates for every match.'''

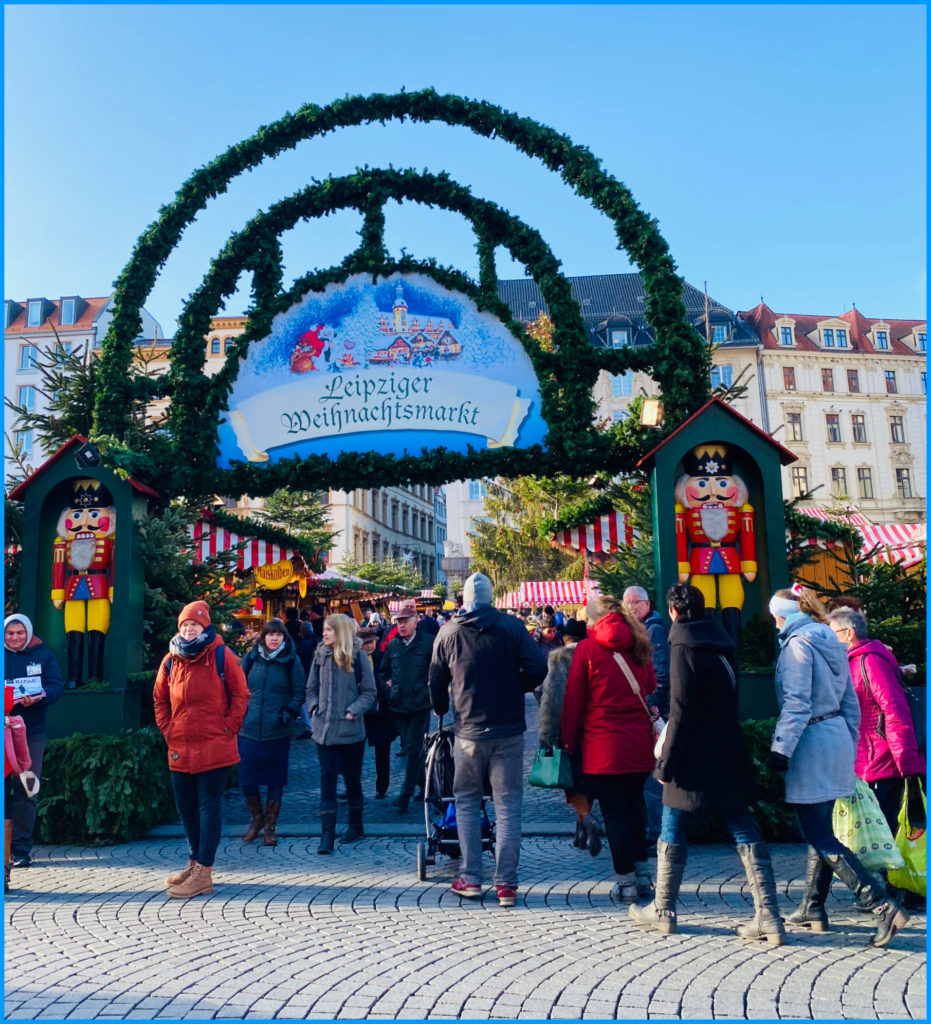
[238,635,306,742]
[537,644,578,748]
[307,639,376,746]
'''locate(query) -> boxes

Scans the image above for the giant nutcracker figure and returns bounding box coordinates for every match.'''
[51,479,116,688]
[674,444,756,643]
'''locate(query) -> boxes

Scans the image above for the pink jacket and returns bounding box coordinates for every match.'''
[848,638,925,782]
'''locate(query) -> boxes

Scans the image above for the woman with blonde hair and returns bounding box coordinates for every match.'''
[768,584,908,948]
[307,614,376,854]
[562,593,657,903]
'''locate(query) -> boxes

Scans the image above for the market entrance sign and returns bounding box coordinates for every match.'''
[94,90,707,498]
[220,274,542,465]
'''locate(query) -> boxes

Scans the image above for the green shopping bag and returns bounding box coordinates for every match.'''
[886,778,927,897]
[529,746,574,789]
[832,778,905,872]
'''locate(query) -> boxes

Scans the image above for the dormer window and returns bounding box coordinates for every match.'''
[917,331,926,352]
[59,297,78,325]
[26,299,46,328]
[823,329,835,348]
[836,328,848,348]
[711,324,728,344]
[611,328,629,348]
[875,330,889,350]
[779,326,793,346]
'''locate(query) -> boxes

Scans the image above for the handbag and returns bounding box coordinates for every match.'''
[529,746,574,789]
[886,778,927,897]
[612,653,664,750]
[832,778,905,872]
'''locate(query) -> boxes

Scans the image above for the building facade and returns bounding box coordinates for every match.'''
[740,303,926,524]
[4,294,163,470]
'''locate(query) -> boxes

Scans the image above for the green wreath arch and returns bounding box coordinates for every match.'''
[95,89,708,497]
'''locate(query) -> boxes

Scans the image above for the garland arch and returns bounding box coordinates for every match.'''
[94,89,709,497]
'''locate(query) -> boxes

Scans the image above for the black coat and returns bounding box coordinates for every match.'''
[429,605,547,739]
[364,646,397,747]
[655,617,755,814]
[238,635,306,742]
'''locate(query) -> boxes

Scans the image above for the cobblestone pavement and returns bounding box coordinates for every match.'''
[4,838,926,1021]
[4,700,926,1020]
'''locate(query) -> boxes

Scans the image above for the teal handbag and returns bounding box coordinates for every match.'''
[529,746,574,789]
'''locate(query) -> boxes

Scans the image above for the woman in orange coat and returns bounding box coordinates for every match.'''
[153,601,249,899]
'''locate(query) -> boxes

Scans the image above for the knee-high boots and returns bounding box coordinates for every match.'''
[628,840,687,934]
[735,843,786,946]
[318,802,337,855]
[784,846,832,931]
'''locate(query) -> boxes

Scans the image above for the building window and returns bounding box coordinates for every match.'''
[468,481,486,502]
[14,429,32,456]
[783,366,796,391]
[825,413,842,443]
[821,368,834,392]
[786,412,804,442]
[55,341,72,366]
[210,338,220,354]
[896,468,914,500]
[60,298,76,325]
[610,371,634,396]
[836,329,848,348]
[779,326,793,346]
[847,369,859,393]
[875,330,889,350]
[391,504,398,530]
[710,364,733,390]
[711,324,728,344]
[610,329,629,348]
[823,328,835,347]
[830,467,848,496]
[917,332,926,351]
[611,410,628,423]
[224,337,234,353]
[921,372,927,395]
[889,416,906,444]
[18,345,38,371]
[17,385,36,411]
[790,467,809,498]
[885,370,897,394]
[857,467,874,500]
[26,300,44,327]
[851,414,868,444]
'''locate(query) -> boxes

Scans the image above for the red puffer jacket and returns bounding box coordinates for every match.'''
[848,638,925,782]
[153,635,250,773]
[561,613,657,775]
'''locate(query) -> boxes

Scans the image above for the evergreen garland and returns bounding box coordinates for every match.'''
[94,90,708,497]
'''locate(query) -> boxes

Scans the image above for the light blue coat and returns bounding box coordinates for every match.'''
[771,614,860,804]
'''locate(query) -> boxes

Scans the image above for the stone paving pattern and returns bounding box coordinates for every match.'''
[4,699,926,1020]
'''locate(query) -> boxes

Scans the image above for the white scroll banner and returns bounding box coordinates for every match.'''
[229,369,532,462]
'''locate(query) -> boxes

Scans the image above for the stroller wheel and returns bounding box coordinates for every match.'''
[416,841,427,881]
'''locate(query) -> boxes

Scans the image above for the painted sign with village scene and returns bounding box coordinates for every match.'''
[216,273,547,466]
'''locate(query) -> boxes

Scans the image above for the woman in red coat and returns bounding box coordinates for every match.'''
[153,601,249,899]
[562,594,657,903]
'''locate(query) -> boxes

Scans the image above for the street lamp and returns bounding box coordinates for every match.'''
[639,398,664,428]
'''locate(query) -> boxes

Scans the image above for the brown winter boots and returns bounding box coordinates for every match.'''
[166,862,213,899]
[263,800,281,847]
[164,858,196,887]
[242,794,265,843]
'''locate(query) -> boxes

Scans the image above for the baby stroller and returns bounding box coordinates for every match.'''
[416,715,495,881]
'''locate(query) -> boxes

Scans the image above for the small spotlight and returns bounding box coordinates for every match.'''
[74,441,102,470]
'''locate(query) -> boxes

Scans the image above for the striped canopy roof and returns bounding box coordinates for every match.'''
[518,580,588,606]
[188,517,298,570]
[794,508,925,568]
[552,512,634,553]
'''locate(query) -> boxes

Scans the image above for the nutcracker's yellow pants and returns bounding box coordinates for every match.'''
[690,573,745,611]
[64,598,111,634]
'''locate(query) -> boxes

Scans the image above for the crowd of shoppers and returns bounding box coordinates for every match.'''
[5,571,921,952]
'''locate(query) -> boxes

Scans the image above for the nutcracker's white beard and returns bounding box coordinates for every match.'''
[699,505,729,542]
[69,537,96,571]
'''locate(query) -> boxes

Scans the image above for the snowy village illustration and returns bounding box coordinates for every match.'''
[288,282,463,373]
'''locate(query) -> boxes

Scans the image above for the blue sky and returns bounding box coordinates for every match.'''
[4,4,926,337]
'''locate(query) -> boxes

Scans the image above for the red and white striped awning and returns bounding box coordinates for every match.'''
[794,509,925,568]
[495,591,522,610]
[188,517,298,570]
[387,590,437,612]
[518,580,588,606]
[553,512,635,553]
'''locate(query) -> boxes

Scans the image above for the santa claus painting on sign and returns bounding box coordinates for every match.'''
[674,443,756,643]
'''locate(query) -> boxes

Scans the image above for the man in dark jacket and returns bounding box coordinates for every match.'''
[382,601,435,813]
[4,613,64,867]
[429,573,547,906]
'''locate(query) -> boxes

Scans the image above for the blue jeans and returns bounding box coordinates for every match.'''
[453,734,523,887]
[791,800,850,858]
[170,765,230,867]
[660,805,762,847]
